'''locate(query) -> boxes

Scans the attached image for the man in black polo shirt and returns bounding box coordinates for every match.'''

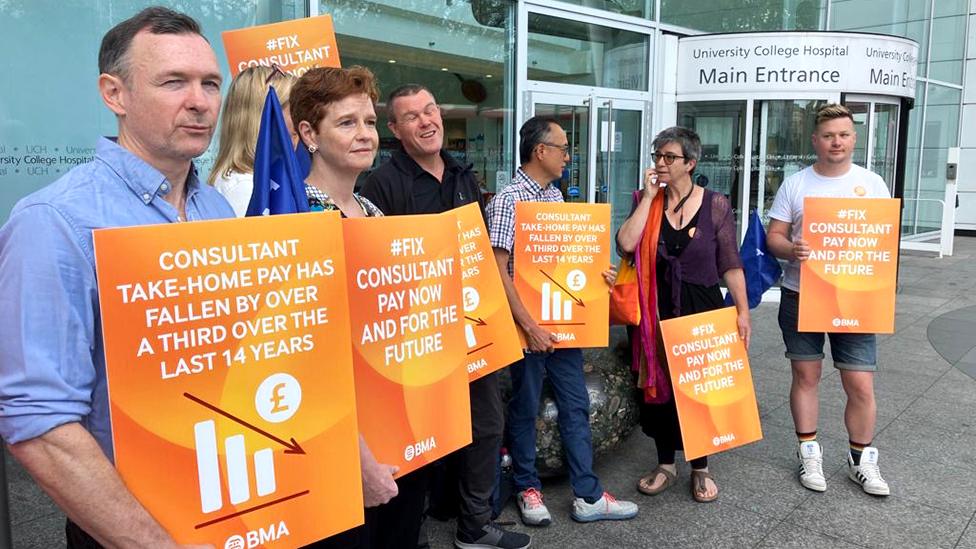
[362,84,528,549]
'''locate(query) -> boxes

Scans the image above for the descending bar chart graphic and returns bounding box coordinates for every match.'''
[194,419,277,514]
[541,282,574,321]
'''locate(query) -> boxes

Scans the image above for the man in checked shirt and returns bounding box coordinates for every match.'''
[485,116,638,528]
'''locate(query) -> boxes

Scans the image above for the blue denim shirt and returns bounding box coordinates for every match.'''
[0,137,234,460]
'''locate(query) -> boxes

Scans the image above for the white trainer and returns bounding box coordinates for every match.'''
[517,488,552,526]
[798,441,827,492]
[848,446,890,496]
[571,492,638,523]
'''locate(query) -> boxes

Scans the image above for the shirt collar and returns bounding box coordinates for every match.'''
[95,137,201,206]
[514,167,551,197]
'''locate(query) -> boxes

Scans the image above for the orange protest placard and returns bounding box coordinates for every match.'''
[342,215,471,476]
[222,15,341,78]
[799,197,901,333]
[659,306,762,461]
[451,203,523,381]
[513,202,612,348]
[94,212,362,547]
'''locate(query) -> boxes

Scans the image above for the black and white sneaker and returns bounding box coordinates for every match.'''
[848,446,890,496]
[454,522,531,549]
[798,441,827,492]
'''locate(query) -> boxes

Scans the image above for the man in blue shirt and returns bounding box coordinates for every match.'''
[0,8,232,547]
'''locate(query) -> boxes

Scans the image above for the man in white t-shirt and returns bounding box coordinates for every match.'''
[766,103,891,497]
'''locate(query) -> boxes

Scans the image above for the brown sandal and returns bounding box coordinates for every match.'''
[691,470,718,503]
[637,466,676,496]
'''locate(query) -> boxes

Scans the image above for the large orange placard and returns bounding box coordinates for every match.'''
[222,15,341,78]
[450,203,523,381]
[342,215,471,476]
[94,213,362,547]
[659,307,762,461]
[513,202,611,348]
[799,197,900,333]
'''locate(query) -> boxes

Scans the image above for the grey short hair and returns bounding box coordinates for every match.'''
[99,6,204,81]
[652,126,702,163]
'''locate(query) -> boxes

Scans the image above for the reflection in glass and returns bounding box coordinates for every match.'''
[848,102,869,168]
[556,0,653,18]
[0,0,301,224]
[872,103,899,186]
[751,100,824,222]
[596,104,642,264]
[534,103,590,203]
[527,13,648,91]
[326,0,516,193]
[663,0,825,32]
[677,101,746,235]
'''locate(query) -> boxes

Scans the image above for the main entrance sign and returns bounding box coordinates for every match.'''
[677,32,918,99]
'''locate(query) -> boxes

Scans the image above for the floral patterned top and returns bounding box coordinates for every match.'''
[305,183,384,217]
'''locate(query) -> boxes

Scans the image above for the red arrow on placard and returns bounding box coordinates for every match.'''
[539,269,585,307]
[465,316,487,326]
[183,392,306,454]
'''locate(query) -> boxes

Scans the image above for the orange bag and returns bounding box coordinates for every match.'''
[609,256,640,325]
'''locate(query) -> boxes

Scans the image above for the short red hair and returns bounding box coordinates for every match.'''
[289,65,379,131]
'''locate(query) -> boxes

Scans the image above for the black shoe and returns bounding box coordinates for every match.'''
[454,522,531,549]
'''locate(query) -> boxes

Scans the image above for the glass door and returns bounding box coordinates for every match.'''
[596,98,645,261]
[751,99,826,222]
[844,95,900,191]
[677,101,748,236]
[529,92,647,262]
[531,95,591,203]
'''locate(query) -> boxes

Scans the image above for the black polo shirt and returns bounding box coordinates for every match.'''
[361,147,484,216]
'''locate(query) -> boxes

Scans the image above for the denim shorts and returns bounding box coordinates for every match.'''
[777,289,877,371]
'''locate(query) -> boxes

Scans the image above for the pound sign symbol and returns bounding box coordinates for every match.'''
[270,383,289,413]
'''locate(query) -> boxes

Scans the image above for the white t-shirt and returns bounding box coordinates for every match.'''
[213,171,254,218]
[768,164,890,291]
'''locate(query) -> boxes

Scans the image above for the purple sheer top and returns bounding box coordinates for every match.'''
[656,189,741,317]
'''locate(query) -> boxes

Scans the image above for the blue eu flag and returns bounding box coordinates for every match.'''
[246,87,309,216]
[295,140,311,181]
[726,210,783,309]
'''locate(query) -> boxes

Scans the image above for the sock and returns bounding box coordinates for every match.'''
[849,440,869,465]
[797,430,817,443]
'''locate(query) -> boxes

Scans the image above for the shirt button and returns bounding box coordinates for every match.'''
[160,183,169,193]
[142,193,152,203]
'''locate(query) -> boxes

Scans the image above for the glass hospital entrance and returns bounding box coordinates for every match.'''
[670,32,917,243]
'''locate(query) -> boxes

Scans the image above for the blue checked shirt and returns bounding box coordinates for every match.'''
[486,168,563,277]
[0,137,234,460]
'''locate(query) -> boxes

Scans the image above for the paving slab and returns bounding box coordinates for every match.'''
[755,522,866,548]
[783,478,971,548]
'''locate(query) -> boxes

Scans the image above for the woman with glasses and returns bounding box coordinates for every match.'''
[616,126,750,503]
[209,65,297,216]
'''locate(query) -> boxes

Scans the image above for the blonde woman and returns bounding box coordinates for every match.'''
[209,65,297,216]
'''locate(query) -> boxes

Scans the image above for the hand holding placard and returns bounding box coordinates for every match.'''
[95,213,362,547]
[659,306,762,461]
[799,197,900,333]
[513,202,612,348]
[343,214,471,476]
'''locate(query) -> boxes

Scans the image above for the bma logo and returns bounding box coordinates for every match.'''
[712,433,736,446]
[224,521,291,549]
[831,317,860,328]
[404,436,437,462]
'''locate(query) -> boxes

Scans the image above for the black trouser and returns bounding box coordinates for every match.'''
[640,398,708,470]
[306,466,430,549]
[455,371,504,534]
